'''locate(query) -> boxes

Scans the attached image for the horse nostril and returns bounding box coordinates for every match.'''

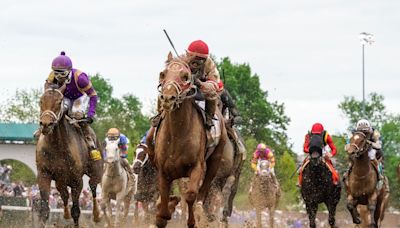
[160,95,164,100]
[171,95,176,100]
[40,121,43,125]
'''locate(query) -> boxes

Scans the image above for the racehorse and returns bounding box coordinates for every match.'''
[204,101,246,226]
[300,149,341,228]
[151,52,227,228]
[36,86,103,227]
[249,160,281,228]
[132,143,158,223]
[345,131,389,227]
[101,138,135,227]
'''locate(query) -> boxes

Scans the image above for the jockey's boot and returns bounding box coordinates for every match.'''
[82,124,101,161]
[205,99,217,129]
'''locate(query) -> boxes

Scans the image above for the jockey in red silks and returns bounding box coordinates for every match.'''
[298,123,339,186]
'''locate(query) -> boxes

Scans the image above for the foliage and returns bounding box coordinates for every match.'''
[276,151,299,208]
[338,92,386,130]
[90,74,150,162]
[0,159,36,186]
[0,88,41,123]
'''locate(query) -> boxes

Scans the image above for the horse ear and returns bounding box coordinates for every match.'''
[167,52,173,62]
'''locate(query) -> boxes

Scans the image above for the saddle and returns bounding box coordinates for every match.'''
[298,156,339,186]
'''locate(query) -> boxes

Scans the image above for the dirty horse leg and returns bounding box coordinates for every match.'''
[269,205,276,228]
[55,181,71,220]
[70,181,83,227]
[185,162,205,228]
[367,191,378,228]
[346,195,361,224]
[37,171,51,225]
[155,175,172,228]
[221,175,236,223]
[89,179,101,223]
[306,202,318,228]
[100,189,112,227]
[325,200,338,228]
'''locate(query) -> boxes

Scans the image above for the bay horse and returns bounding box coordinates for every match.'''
[151,52,227,228]
[36,87,103,227]
[300,150,341,228]
[345,131,389,227]
[249,160,281,228]
[101,138,135,227]
[132,143,158,223]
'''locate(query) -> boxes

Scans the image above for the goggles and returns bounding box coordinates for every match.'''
[53,70,70,79]
[107,135,119,141]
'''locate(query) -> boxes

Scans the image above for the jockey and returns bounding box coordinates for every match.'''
[298,123,339,187]
[343,119,385,187]
[251,143,279,187]
[151,40,222,129]
[36,51,100,157]
[105,128,134,176]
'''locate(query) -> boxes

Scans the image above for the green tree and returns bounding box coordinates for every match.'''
[276,151,299,208]
[0,88,41,123]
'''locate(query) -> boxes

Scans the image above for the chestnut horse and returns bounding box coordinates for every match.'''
[36,87,103,227]
[150,52,227,228]
[345,131,389,227]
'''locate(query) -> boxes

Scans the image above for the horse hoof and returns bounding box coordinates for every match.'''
[93,214,102,223]
[155,217,168,228]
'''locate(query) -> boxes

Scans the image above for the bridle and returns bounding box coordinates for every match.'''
[40,89,64,129]
[158,60,197,109]
[134,144,149,167]
[349,131,371,158]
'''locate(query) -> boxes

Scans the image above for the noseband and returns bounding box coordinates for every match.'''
[159,60,197,108]
[40,89,64,125]
[349,132,371,157]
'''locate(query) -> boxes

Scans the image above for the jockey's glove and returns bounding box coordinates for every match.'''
[86,117,94,124]
[325,152,333,158]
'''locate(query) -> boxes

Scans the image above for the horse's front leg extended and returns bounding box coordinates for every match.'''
[115,194,124,227]
[100,192,111,227]
[70,181,83,227]
[346,195,361,224]
[368,191,378,228]
[55,181,71,220]
[306,203,318,228]
[155,175,172,228]
[37,171,51,225]
[187,162,205,228]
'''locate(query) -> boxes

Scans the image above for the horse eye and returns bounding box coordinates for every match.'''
[182,73,189,81]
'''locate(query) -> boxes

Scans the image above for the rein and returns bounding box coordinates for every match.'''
[40,89,64,123]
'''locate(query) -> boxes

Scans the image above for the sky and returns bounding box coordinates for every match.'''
[1,0,399,154]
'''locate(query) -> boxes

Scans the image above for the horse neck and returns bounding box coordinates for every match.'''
[105,160,122,177]
[43,117,70,149]
[163,98,197,134]
[352,150,372,177]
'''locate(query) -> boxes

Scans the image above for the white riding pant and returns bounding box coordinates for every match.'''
[368,149,377,160]
[63,95,89,117]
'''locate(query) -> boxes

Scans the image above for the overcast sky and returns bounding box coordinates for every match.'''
[1,0,399,154]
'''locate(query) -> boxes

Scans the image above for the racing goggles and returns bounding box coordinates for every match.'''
[53,70,70,80]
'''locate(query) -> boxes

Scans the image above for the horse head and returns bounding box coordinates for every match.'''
[158,52,196,111]
[347,131,370,159]
[258,160,271,177]
[39,85,66,135]
[104,138,120,164]
[133,144,149,174]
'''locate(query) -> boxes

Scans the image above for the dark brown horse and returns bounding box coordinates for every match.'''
[36,87,103,227]
[345,131,389,227]
[149,52,227,228]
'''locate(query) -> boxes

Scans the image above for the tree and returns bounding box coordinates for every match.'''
[338,92,386,130]
[0,88,41,123]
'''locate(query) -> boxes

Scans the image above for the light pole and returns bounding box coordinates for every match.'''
[359,32,374,116]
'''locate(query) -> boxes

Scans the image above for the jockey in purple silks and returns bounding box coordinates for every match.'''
[35,51,100,158]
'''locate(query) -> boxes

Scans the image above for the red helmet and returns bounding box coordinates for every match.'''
[311,123,324,134]
[187,40,209,58]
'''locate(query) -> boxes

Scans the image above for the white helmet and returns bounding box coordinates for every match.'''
[356,119,371,131]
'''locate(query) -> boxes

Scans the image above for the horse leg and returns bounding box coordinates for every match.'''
[89,179,101,223]
[346,195,361,224]
[115,193,124,227]
[70,182,83,227]
[325,201,338,228]
[255,207,262,228]
[100,192,111,227]
[155,175,172,228]
[187,162,205,228]
[367,192,378,228]
[305,203,318,228]
[55,182,71,220]
[269,206,276,228]
[37,171,51,225]
[222,175,235,223]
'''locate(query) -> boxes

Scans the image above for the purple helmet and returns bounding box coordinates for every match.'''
[51,51,72,70]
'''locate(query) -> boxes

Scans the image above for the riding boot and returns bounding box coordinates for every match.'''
[205,98,217,129]
[82,124,101,160]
